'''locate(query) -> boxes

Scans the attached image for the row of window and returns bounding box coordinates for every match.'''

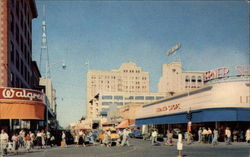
[11,0,32,34]
[10,72,30,88]
[123,70,141,73]
[185,76,202,82]
[102,102,145,106]
[101,95,164,101]
[91,75,147,81]
[10,41,31,84]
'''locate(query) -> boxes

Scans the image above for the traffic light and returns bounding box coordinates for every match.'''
[186,111,192,121]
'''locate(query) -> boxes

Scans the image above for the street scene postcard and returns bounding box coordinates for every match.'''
[0,0,249,157]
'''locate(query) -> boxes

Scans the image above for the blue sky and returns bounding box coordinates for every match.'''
[32,0,249,127]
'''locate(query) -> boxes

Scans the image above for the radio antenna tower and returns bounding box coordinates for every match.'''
[39,4,50,78]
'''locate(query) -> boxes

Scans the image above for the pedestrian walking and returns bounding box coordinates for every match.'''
[36,131,43,149]
[198,127,202,143]
[202,127,208,143]
[29,131,35,149]
[207,128,212,144]
[232,129,238,142]
[19,130,25,148]
[151,129,158,145]
[245,128,250,143]
[225,127,232,145]
[74,132,79,146]
[41,130,46,148]
[61,131,67,147]
[46,130,51,147]
[25,133,32,152]
[11,133,19,155]
[0,129,9,155]
[102,131,111,147]
[165,130,173,146]
[186,132,193,145]
[212,128,219,146]
[121,129,130,146]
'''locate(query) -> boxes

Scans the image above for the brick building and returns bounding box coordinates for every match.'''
[0,0,38,88]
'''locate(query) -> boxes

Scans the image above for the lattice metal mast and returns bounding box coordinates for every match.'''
[39,4,50,78]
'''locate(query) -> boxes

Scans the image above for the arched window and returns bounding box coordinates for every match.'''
[185,76,190,82]
[191,76,196,82]
[197,76,202,82]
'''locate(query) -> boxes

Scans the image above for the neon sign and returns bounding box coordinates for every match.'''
[203,65,250,81]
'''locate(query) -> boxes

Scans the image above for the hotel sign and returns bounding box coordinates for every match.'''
[203,65,250,81]
[0,87,45,103]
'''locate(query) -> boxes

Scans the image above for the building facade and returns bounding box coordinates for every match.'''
[0,0,47,130]
[90,91,168,125]
[136,66,250,140]
[158,62,204,95]
[0,0,37,88]
[86,62,150,120]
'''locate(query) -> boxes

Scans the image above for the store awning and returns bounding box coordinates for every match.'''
[135,108,250,126]
[0,87,45,120]
[116,119,135,129]
[0,100,45,120]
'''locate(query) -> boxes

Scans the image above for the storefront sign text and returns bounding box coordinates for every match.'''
[156,104,181,112]
[0,88,44,102]
[203,65,250,81]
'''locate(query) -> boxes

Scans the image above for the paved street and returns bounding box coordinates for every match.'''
[4,139,249,157]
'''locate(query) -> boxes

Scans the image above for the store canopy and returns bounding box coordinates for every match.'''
[0,87,45,120]
[0,100,45,120]
[135,108,250,126]
[116,119,135,129]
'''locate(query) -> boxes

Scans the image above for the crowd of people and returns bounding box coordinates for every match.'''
[149,127,250,147]
[0,129,57,155]
[1,127,249,155]
[71,128,131,147]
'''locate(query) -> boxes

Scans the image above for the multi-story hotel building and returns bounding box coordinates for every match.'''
[86,62,150,120]
[158,62,204,94]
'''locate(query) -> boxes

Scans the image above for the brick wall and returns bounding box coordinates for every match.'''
[0,0,8,87]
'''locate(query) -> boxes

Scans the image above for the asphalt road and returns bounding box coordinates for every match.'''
[4,139,250,157]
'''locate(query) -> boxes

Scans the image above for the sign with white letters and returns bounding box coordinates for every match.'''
[0,87,45,103]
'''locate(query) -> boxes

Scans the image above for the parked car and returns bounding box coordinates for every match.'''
[129,129,143,139]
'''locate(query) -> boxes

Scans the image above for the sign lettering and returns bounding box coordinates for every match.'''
[156,104,181,112]
[0,87,45,103]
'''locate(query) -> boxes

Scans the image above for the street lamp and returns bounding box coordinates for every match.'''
[44,60,66,129]
[46,60,66,79]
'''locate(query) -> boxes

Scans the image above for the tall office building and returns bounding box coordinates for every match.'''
[0,0,38,88]
[0,0,46,130]
[86,62,150,120]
